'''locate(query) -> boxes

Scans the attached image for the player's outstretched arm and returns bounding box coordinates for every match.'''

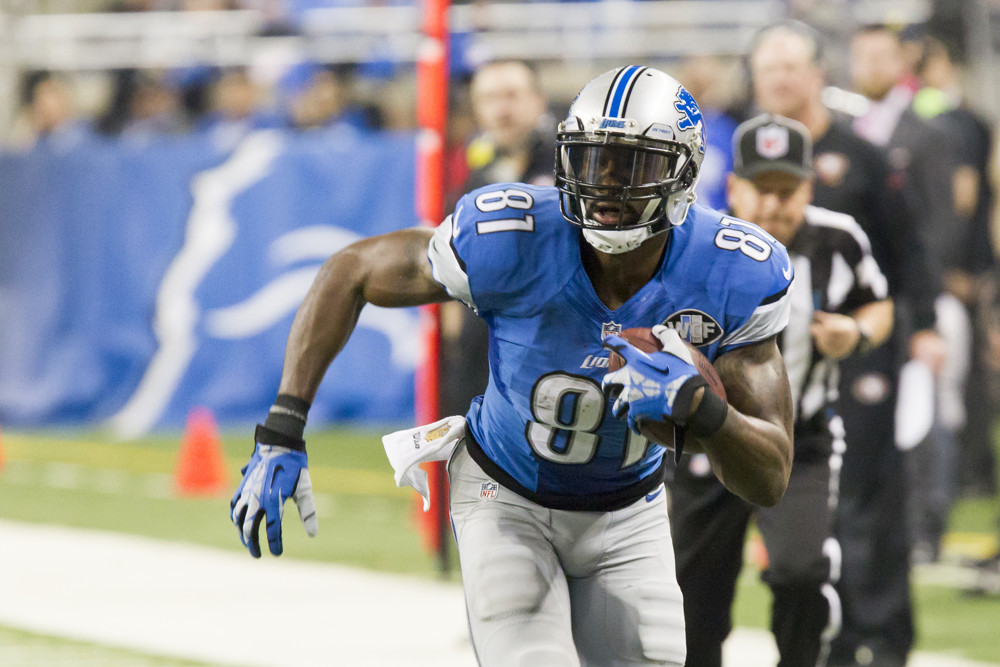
[693,337,793,507]
[279,227,450,401]
[230,227,450,558]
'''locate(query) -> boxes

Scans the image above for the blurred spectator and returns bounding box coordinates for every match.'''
[679,55,742,212]
[283,62,381,132]
[442,78,478,210]
[831,21,960,664]
[439,59,554,419]
[461,59,554,192]
[8,71,90,151]
[120,71,187,141]
[851,23,964,568]
[196,67,282,151]
[748,20,943,667]
[912,33,999,501]
[850,26,957,278]
[98,69,142,137]
[99,69,186,141]
[748,20,938,324]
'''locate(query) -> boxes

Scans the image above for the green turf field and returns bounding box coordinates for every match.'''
[1,427,998,663]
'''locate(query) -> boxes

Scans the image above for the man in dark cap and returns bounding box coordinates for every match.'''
[669,114,894,667]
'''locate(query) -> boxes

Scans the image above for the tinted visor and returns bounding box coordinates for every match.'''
[559,138,690,192]
[556,134,694,229]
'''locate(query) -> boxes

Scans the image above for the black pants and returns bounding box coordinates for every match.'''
[669,452,837,667]
[828,343,913,667]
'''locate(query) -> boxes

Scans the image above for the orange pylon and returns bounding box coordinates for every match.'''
[175,407,229,496]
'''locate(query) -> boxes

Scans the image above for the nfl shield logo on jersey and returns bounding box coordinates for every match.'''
[480,481,499,500]
[601,321,623,339]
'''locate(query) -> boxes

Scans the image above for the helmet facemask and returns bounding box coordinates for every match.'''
[556,118,698,253]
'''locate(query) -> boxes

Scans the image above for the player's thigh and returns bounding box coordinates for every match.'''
[757,458,836,585]
[448,442,578,666]
[569,489,686,666]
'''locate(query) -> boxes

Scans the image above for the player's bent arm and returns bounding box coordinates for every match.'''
[691,337,793,507]
[279,227,450,402]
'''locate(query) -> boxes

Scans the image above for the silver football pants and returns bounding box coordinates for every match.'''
[448,440,686,666]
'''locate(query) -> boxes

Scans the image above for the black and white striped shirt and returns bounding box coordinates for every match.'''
[779,205,889,459]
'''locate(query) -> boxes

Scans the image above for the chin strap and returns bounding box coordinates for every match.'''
[582,226,655,254]
[666,189,697,226]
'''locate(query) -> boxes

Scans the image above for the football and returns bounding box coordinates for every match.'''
[607,327,727,451]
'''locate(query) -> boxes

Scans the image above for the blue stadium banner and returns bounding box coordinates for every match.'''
[0,127,421,436]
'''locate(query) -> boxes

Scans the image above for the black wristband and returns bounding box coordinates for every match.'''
[263,393,311,441]
[255,424,306,452]
[671,375,709,424]
[685,389,729,437]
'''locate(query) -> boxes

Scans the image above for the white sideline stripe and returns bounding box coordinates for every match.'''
[718,629,1000,667]
[0,520,996,667]
[0,520,474,667]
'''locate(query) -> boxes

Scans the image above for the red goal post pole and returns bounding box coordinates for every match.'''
[414,0,451,572]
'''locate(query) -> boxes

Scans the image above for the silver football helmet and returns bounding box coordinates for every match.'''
[556,66,706,254]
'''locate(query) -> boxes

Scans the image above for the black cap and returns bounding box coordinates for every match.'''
[732,114,813,180]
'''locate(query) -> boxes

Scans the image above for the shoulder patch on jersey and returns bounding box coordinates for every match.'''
[660,309,724,346]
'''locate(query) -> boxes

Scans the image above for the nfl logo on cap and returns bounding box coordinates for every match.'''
[757,125,789,159]
[480,481,498,500]
[733,113,813,181]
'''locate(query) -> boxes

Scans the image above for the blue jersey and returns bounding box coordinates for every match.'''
[428,184,792,510]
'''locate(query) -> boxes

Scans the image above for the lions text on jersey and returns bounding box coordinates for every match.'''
[428,183,792,511]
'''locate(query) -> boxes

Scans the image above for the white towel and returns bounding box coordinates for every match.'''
[381,416,466,511]
[895,360,935,450]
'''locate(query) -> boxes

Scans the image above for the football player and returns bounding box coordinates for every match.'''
[230,66,795,665]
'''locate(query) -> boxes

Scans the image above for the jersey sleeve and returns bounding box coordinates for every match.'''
[711,216,794,354]
[426,185,568,316]
[717,280,792,352]
[428,213,476,310]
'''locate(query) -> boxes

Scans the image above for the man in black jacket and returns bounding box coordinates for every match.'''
[748,20,944,666]
[439,60,556,418]
[670,113,894,667]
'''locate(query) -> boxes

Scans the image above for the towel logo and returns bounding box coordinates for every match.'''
[480,481,499,500]
[425,424,450,441]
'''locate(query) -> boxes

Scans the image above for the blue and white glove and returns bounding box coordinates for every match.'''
[601,325,708,434]
[230,427,318,558]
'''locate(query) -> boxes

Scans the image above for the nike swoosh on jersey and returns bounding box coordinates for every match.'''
[782,257,793,280]
[645,487,664,503]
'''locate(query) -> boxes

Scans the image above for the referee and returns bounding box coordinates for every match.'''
[747,22,943,665]
[668,114,894,667]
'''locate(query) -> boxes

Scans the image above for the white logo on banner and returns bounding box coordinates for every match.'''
[108,130,417,439]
